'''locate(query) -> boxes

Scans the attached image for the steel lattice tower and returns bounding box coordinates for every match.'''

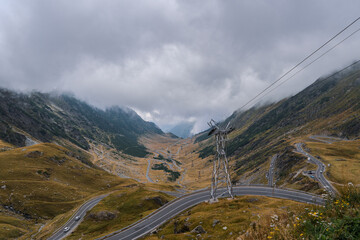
[207,119,234,201]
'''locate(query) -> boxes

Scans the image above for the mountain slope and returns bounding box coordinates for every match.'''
[0,143,130,220]
[0,90,163,157]
[227,62,360,154]
[0,141,139,239]
[169,121,195,138]
[194,61,360,189]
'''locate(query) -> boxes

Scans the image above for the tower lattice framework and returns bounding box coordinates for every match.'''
[208,119,234,201]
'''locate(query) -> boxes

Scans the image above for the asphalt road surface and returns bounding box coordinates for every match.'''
[100,186,324,240]
[295,143,336,195]
[48,194,108,240]
[146,159,154,183]
[268,154,277,187]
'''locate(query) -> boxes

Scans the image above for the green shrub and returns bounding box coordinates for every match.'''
[151,163,180,182]
[294,187,360,239]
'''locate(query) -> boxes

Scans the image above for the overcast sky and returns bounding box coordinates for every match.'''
[0,1,359,133]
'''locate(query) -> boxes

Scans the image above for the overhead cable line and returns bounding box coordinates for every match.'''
[256,26,360,102]
[237,16,360,112]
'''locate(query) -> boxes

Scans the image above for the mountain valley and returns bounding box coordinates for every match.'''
[0,63,359,239]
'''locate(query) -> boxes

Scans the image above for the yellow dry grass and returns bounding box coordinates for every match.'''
[0,209,38,240]
[143,195,308,240]
[65,187,175,240]
[0,143,136,239]
[305,139,360,186]
[0,140,14,150]
[173,138,213,190]
[140,134,179,151]
[87,141,150,183]
[140,135,213,189]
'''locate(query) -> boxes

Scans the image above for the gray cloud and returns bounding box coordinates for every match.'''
[1,0,360,133]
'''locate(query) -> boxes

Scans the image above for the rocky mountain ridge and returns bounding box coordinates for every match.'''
[0,90,163,157]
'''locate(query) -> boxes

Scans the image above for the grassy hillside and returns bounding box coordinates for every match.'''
[306,139,360,187]
[0,143,136,239]
[143,196,308,240]
[193,62,360,190]
[0,89,163,157]
[66,187,174,240]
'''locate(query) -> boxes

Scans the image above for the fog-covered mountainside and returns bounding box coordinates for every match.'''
[0,90,163,157]
[195,61,360,184]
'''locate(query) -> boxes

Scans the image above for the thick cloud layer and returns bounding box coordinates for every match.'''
[1,0,359,133]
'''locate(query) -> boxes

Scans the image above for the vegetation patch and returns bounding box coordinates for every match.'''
[293,187,360,240]
[151,163,181,182]
[173,159,182,166]
[198,145,215,159]
[154,154,165,160]
[111,135,149,158]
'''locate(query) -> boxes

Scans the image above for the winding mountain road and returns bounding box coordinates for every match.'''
[295,143,336,195]
[100,186,324,240]
[48,186,324,240]
[48,194,108,240]
[49,140,328,240]
[146,159,154,183]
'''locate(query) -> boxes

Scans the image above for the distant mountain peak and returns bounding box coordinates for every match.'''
[169,121,195,139]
